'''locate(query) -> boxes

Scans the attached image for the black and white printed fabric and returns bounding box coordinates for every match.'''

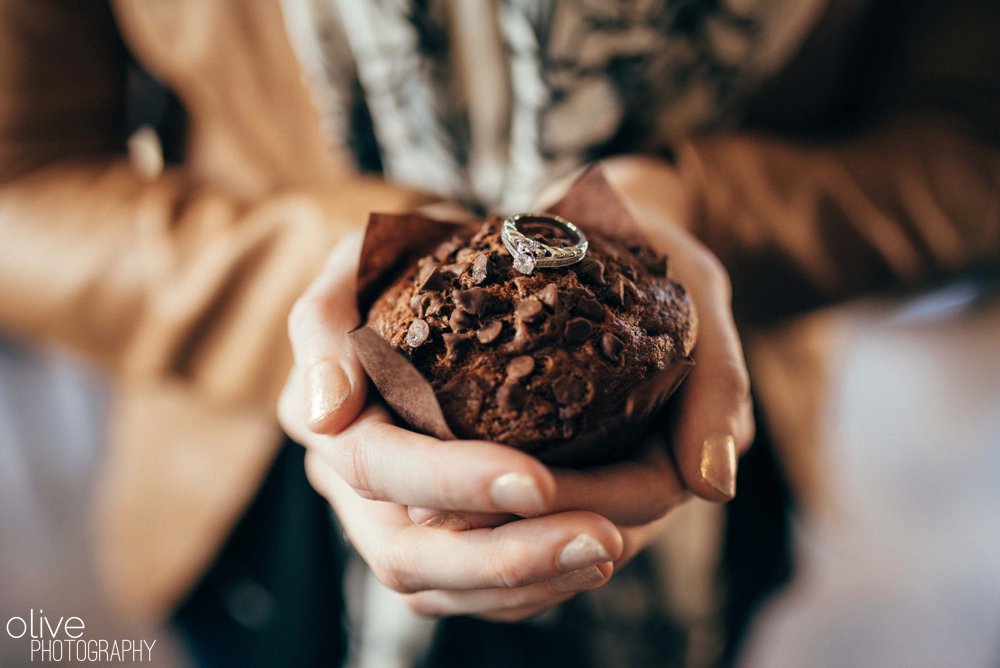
[283,0,823,211]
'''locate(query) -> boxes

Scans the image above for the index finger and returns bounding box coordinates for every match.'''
[656,227,754,502]
[304,404,558,516]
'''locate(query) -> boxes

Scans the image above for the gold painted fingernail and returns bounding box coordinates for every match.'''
[700,434,737,498]
[307,360,351,429]
[489,473,546,515]
[558,534,612,571]
[550,565,606,593]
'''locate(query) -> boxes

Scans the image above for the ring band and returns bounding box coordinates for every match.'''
[501,213,589,275]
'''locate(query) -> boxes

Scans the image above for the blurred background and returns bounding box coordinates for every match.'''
[3,280,999,667]
[0,0,1000,668]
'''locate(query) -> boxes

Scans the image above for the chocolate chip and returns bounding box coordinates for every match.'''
[406,319,430,347]
[497,383,526,413]
[629,244,669,276]
[433,239,459,262]
[442,332,470,362]
[417,264,444,292]
[543,312,568,338]
[507,320,533,353]
[470,254,490,285]
[552,374,593,406]
[574,299,603,321]
[609,276,627,306]
[515,298,544,323]
[600,333,625,362]
[536,283,559,308]
[476,320,503,344]
[442,261,470,277]
[578,258,606,286]
[424,294,444,316]
[449,308,475,331]
[564,317,593,345]
[455,247,476,262]
[454,287,489,314]
[411,293,441,317]
[506,355,535,380]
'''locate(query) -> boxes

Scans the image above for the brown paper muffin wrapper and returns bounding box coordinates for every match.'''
[349,167,694,467]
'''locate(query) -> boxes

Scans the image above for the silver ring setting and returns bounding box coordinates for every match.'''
[501,213,589,275]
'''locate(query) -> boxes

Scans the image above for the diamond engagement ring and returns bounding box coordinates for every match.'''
[501,213,588,275]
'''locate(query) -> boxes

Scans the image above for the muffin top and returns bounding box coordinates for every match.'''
[366,216,696,459]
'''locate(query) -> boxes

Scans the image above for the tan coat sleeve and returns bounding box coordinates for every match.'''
[0,0,431,410]
[676,0,1000,323]
[677,117,1000,323]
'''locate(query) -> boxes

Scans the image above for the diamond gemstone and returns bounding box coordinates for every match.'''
[513,251,536,275]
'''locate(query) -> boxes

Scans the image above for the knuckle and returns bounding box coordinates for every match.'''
[491,541,533,589]
[370,548,420,594]
[690,248,726,282]
[737,409,757,452]
[716,358,751,403]
[302,451,330,499]
[287,294,317,339]
[688,251,733,303]
[428,467,466,511]
[335,429,379,500]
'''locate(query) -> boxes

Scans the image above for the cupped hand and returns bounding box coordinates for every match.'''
[598,155,755,500]
[279,232,624,621]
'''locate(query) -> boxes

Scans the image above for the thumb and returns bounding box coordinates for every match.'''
[670,265,754,502]
[288,230,369,434]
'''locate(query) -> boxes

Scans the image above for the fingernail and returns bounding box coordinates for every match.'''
[550,565,606,593]
[408,507,439,525]
[700,434,737,498]
[307,360,351,429]
[489,473,546,515]
[558,534,612,571]
[418,512,471,530]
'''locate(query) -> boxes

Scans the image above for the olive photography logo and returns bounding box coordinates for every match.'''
[5,610,156,663]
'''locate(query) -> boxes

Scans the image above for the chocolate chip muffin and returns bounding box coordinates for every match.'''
[365,216,696,463]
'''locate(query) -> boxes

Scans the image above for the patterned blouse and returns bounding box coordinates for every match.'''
[283,0,823,212]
